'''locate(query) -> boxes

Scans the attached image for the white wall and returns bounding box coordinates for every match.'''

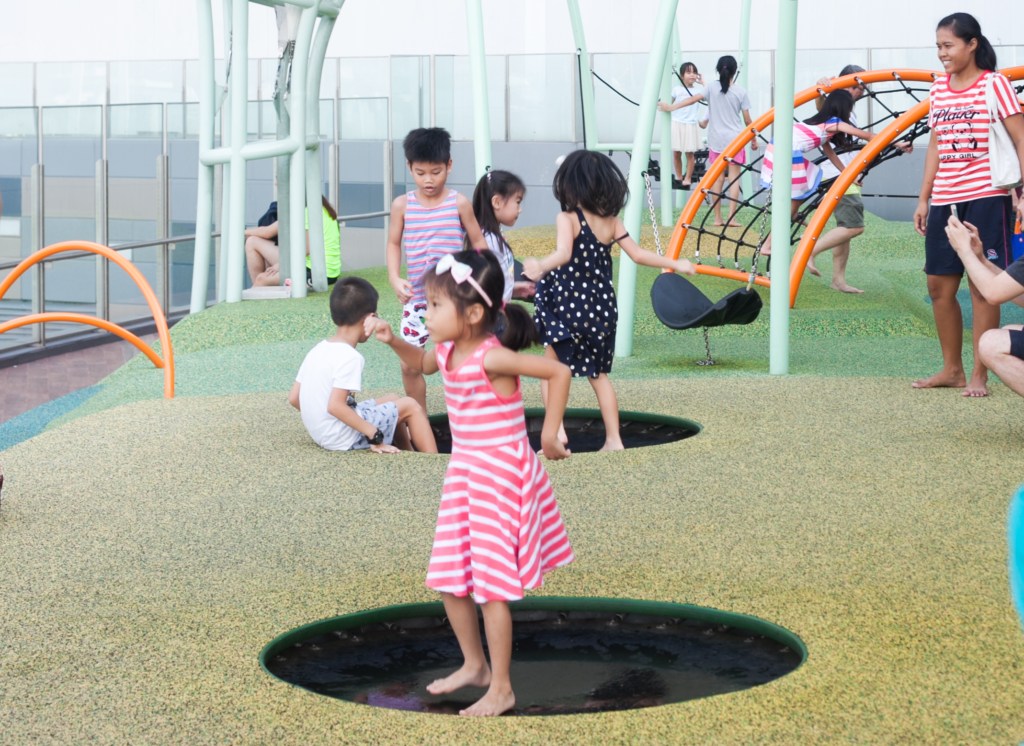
[3,1,1022,63]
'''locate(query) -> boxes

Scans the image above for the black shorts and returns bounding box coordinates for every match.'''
[924,196,1012,276]
[1010,328,1024,361]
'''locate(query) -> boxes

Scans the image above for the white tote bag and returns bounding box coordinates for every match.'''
[986,73,1022,190]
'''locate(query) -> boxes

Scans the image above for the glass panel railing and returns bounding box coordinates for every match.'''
[508,54,574,141]
[110,61,184,105]
[36,62,106,107]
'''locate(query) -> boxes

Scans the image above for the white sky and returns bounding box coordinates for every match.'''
[2,1,1022,63]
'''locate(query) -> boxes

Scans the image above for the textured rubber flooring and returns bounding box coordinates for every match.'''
[2,213,1023,743]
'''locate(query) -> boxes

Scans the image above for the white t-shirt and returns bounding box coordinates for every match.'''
[670,82,705,125]
[295,340,364,451]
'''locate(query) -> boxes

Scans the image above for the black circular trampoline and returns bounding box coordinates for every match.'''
[428,408,701,454]
[260,597,805,716]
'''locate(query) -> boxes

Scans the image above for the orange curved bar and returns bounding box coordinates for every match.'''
[668,66,1024,306]
[0,313,165,369]
[0,241,175,398]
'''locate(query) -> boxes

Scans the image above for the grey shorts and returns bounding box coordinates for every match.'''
[834,194,864,229]
[351,399,399,449]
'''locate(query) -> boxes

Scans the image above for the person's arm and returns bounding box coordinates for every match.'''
[483,346,571,461]
[326,387,399,453]
[743,109,758,150]
[522,211,576,280]
[945,216,1024,306]
[820,141,847,174]
[658,93,704,112]
[613,218,697,276]
[370,316,439,376]
[457,194,488,251]
[288,381,301,410]
[386,196,412,303]
[914,129,940,236]
[245,220,278,239]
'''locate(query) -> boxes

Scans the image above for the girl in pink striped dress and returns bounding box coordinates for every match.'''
[375,248,573,717]
[760,90,873,201]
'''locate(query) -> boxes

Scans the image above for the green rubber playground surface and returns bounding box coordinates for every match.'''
[2,213,1023,743]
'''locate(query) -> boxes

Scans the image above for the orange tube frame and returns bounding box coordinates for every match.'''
[664,67,1024,307]
[0,241,175,398]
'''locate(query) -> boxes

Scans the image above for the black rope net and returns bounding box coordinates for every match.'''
[685,73,940,278]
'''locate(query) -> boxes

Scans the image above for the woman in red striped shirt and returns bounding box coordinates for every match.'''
[913,12,1024,397]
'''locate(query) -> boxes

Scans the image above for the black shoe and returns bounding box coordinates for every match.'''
[672,177,684,190]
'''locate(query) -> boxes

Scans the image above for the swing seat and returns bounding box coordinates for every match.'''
[650,272,762,330]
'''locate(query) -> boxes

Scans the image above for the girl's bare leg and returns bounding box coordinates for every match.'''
[426,594,491,696]
[710,172,727,225]
[673,151,683,181]
[965,277,999,397]
[589,373,623,451]
[245,236,279,284]
[913,274,967,389]
[539,346,568,444]
[395,396,438,452]
[723,163,744,226]
[460,601,515,717]
[683,152,695,185]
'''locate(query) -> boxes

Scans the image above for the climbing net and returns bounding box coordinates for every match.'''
[664,67,1024,305]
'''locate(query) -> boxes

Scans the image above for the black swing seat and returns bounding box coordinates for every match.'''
[650,272,762,330]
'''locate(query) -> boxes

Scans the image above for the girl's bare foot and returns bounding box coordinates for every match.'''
[426,664,490,696]
[911,371,966,389]
[598,439,625,452]
[806,260,821,277]
[831,281,863,294]
[459,686,516,717]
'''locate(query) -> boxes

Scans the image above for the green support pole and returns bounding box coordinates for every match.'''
[659,22,678,225]
[614,0,680,358]
[769,0,798,375]
[191,0,217,313]
[225,0,250,303]
[565,0,597,150]
[738,0,752,89]
[466,0,492,180]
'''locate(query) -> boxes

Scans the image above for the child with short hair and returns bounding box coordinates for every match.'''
[470,169,536,303]
[523,149,696,452]
[386,127,488,409]
[288,276,437,454]
[373,248,573,717]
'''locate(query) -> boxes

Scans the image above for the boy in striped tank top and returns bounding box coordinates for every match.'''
[386,127,487,409]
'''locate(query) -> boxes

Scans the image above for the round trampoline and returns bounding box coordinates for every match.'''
[428,408,701,454]
[261,597,805,716]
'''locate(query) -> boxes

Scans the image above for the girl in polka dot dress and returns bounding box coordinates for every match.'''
[523,150,696,451]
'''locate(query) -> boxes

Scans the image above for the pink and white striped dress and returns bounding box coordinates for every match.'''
[426,336,574,603]
[760,118,841,200]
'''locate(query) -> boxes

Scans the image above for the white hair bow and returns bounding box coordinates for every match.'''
[435,254,493,307]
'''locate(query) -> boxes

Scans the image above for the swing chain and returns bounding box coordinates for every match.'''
[748,187,771,288]
[642,170,664,257]
[697,326,716,366]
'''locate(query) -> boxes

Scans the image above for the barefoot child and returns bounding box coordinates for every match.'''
[523,149,696,452]
[470,169,536,303]
[374,249,574,716]
[289,277,437,454]
[386,127,488,410]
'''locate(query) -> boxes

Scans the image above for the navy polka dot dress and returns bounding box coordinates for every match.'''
[534,209,617,378]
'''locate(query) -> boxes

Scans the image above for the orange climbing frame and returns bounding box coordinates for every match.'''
[664,66,1024,307]
[0,241,175,398]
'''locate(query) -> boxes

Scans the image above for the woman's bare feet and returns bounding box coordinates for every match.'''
[459,685,516,717]
[426,664,490,696]
[962,375,990,397]
[911,370,966,389]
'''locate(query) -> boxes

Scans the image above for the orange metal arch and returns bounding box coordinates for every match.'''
[665,66,1024,305]
[0,241,175,398]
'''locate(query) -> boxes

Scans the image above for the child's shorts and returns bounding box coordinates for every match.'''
[400,300,429,347]
[1010,328,1024,361]
[351,399,399,449]
[708,147,748,167]
[833,194,865,230]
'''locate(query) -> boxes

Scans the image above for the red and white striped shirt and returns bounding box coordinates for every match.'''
[928,71,1021,205]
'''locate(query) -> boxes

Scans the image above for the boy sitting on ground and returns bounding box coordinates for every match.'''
[289,277,437,454]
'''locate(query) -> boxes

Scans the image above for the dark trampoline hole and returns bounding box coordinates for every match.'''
[260,597,805,716]
[428,408,700,454]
